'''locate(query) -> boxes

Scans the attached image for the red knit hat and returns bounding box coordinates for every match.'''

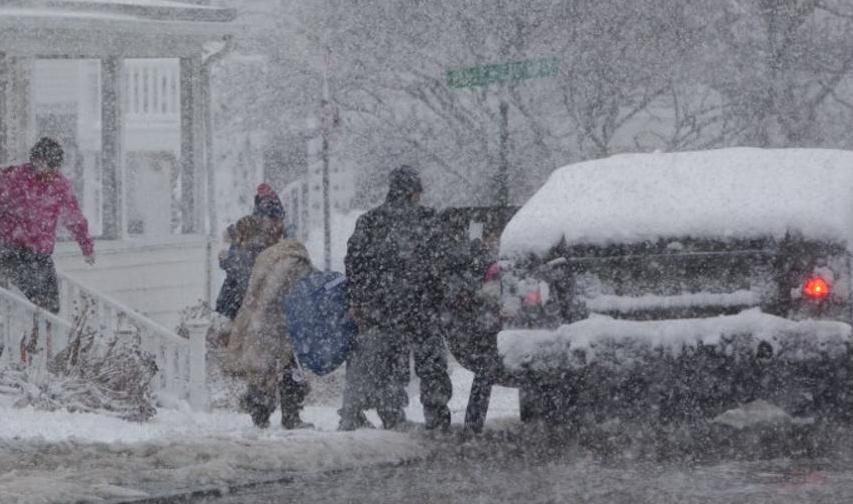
[254,183,285,219]
[257,183,275,198]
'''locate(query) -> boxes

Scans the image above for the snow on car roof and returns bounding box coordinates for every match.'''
[501,147,853,258]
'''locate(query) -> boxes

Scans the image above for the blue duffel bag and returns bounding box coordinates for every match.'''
[283,271,357,375]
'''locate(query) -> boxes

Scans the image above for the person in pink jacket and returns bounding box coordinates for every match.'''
[0,137,95,313]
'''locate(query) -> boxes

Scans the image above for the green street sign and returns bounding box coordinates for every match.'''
[446,57,559,89]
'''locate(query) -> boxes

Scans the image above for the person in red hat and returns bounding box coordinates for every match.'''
[216,183,314,429]
[0,137,95,313]
[215,183,286,319]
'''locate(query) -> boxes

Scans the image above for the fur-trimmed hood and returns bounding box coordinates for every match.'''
[224,239,315,378]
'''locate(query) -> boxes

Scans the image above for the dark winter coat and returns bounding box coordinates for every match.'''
[215,216,276,320]
[215,242,267,319]
[344,196,443,331]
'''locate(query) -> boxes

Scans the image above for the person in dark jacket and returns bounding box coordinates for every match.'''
[215,184,285,319]
[339,165,452,431]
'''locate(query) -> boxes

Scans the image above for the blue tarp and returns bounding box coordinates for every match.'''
[284,271,357,375]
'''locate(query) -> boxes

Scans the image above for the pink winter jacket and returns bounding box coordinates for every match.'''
[0,164,94,256]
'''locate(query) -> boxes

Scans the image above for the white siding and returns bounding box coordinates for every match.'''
[53,236,208,330]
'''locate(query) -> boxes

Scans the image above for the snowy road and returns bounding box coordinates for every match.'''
[7,363,853,504]
[0,365,520,503]
[203,455,853,504]
[201,426,853,504]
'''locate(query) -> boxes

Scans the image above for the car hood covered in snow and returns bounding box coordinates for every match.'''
[501,148,853,258]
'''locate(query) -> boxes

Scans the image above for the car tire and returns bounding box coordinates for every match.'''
[519,380,559,424]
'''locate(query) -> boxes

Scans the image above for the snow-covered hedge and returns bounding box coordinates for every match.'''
[0,308,157,422]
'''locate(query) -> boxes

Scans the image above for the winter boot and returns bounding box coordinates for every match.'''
[424,405,451,432]
[279,362,312,430]
[281,413,314,430]
[242,386,275,429]
[378,408,407,430]
[251,409,272,429]
[338,409,373,431]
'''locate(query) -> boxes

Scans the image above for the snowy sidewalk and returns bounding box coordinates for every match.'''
[0,366,518,503]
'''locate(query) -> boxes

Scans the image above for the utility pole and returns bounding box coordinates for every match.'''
[321,107,331,272]
[497,100,509,208]
[321,48,334,272]
[202,37,234,305]
[0,53,7,164]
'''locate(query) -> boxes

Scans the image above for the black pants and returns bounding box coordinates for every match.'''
[410,330,453,427]
[341,324,452,430]
[243,357,309,428]
[0,247,60,313]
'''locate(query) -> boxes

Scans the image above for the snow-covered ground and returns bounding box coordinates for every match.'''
[0,364,519,504]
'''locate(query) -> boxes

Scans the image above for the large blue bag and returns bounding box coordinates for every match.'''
[284,271,357,375]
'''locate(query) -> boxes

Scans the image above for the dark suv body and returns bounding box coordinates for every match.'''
[497,149,853,425]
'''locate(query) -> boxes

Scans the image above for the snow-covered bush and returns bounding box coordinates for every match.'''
[0,302,158,421]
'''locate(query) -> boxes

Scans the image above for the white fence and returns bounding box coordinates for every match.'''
[57,272,208,409]
[0,287,73,386]
[0,273,208,410]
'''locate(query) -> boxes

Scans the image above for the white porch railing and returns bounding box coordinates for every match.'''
[0,286,73,387]
[45,272,209,409]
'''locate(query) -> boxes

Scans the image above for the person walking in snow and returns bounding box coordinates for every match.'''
[0,137,95,313]
[224,234,315,430]
[215,183,286,320]
[339,165,452,431]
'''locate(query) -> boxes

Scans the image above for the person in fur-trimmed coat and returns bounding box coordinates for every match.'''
[224,238,315,429]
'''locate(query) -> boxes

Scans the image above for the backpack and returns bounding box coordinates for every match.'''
[283,271,357,375]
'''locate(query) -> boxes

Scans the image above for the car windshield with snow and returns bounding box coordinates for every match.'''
[497,147,853,425]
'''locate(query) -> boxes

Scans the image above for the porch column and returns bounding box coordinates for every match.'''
[4,57,32,163]
[101,57,125,239]
[180,56,205,234]
[0,52,7,164]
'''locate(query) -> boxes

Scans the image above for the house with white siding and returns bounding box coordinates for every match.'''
[1,0,236,331]
[0,0,237,404]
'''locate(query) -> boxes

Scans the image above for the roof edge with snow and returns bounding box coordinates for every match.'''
[0,0,235,22]
[0,0,237,57]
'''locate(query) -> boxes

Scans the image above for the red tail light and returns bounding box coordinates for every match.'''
[484,262,501,282]
[522,288,541,307]
[803,275,830,300]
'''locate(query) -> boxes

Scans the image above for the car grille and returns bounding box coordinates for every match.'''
[567,248,779,320]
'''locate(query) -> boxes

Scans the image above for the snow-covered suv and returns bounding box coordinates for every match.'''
[497,148,853,425]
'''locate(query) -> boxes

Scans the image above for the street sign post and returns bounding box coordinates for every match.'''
[446,57,559,89]
[445,57,559,208]
[321,49,338,272]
